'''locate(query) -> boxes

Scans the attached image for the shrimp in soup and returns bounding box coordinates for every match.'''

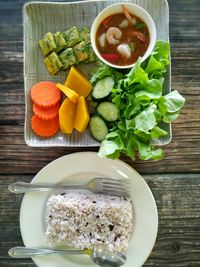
[96,5,150,66]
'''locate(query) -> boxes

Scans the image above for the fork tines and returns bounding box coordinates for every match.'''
[99,178,131,197]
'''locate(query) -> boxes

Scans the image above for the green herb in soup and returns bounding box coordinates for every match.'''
[96,5,150,66]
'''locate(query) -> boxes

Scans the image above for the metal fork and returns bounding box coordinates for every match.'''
[8,178,131,197]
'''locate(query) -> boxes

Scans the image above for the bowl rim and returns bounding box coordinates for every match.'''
[91,2,157,69]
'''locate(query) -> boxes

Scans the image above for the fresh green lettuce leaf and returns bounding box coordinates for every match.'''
[159,90,185,113]
[98,131,124,159]
[150,126,168,138]
[163,111,180,123]
[144,56,163,75]
[125,60,149,85]
[90,40,185,161]
[135,79,163,99]
[126,104,157,133]
[90,64,122,85]
[145,40,170,78]
[98,140,121,159]
[135,139,164,160]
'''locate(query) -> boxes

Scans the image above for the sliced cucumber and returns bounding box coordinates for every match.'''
[92,76,114,100]
[97,102,119,122]
[89,115,108,142]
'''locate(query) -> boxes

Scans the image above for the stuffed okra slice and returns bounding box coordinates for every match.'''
[39,32,57,56]
[84,44,96,63]
[44,57,57,75]
[44,52,63,75]
[63,26,81,47]
[80,27,90,44]
[53,32,67,52]
[39,39,49,56]
[73,41,90,63]
[59,48,76,69]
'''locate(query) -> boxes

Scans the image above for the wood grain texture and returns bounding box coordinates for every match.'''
[0,0,200,266]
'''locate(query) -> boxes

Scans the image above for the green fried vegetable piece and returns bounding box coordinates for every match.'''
[53,31,67,52]
[80,27,90,44]
[43,32,57,54]
[59,48,77,69]
[73,41,89,63]
[39,26,95,75]
[44,57,58,75]
[84,44,96,63]
[39,39,49,56]
[48,52,63,73]
[63,26,80,47]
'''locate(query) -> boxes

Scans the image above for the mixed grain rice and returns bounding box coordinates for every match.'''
[45,192,133,252]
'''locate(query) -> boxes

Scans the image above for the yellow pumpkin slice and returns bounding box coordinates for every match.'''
[56,83,79,104]
[74,96,90,132]
[59,98,76,134]
[65,66,92,98]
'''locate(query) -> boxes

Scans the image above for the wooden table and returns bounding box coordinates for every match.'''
[0,0,200,266]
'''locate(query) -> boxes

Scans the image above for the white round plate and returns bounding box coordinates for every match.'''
[20,152,158,267]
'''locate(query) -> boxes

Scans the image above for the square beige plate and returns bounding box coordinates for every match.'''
[23,0,171,147]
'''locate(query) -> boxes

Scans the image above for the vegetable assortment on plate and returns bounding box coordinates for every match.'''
[39,27,96,75]
[30,66,91,137]
[34,31,185,162]
[89,40,185,161]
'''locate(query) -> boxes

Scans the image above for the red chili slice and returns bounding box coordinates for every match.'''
[101,53,120,62]
[102,16,113,27]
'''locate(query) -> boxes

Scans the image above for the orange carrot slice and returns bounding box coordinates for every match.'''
[33,102,60,120]
[31,81,61,108]
[31,115,59,137]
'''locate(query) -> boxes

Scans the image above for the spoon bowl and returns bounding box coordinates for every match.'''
[92,246,127,267]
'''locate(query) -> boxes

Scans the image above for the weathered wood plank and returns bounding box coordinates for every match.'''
[0,260,35,267]
[0,96,199,174]
[0,0,200,266]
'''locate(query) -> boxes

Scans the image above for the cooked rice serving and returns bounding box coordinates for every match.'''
[45,192,133,252]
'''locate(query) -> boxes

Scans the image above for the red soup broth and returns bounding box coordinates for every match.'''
[96,12,150,66]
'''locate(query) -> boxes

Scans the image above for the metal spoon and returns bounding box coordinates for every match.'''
[8,246,127,267]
